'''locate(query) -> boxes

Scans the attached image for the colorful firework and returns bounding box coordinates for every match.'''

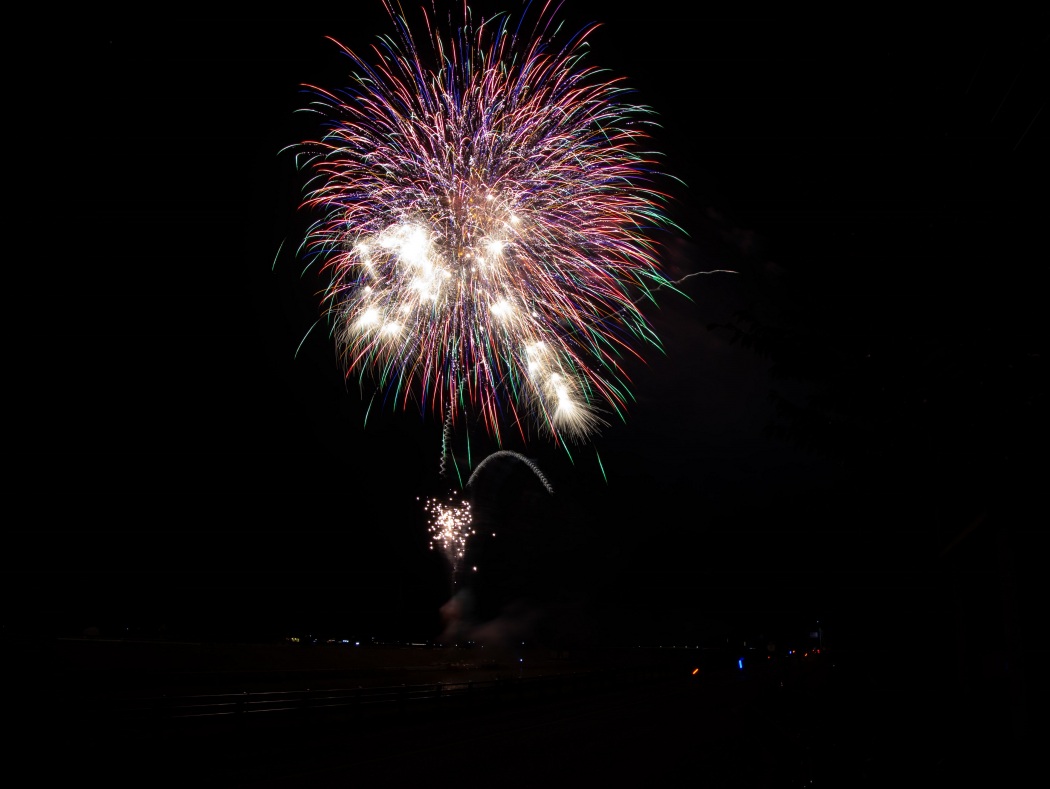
[293,0,677,445]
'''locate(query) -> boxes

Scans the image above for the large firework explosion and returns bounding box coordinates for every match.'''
[292,0,677,446]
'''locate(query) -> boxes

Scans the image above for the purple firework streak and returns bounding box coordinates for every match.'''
[292,0,680,446]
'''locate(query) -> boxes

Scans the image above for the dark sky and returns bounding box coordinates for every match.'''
[9,3,1044,652]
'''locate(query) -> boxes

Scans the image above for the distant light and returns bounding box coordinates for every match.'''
[738,658,744,670]
[691,668,699,675]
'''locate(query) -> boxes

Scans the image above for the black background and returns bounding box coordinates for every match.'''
[9,4,1045,668]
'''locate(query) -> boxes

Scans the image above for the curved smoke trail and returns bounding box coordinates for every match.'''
[466,451,554,495]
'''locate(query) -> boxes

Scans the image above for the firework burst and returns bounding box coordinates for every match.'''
[423,490,475,576]
[293,0,677,445]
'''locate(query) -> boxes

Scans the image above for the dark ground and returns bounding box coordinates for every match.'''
[8,636,1035,787]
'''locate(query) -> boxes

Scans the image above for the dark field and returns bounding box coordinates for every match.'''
[8,636,1034,786]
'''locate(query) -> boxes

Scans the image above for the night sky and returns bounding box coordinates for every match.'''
[10,4,1044,659]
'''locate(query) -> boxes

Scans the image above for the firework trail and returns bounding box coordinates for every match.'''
[466,450,553,495]
[291,0,679,447]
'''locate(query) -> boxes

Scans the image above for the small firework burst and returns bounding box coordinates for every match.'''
[424,490,475,574]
